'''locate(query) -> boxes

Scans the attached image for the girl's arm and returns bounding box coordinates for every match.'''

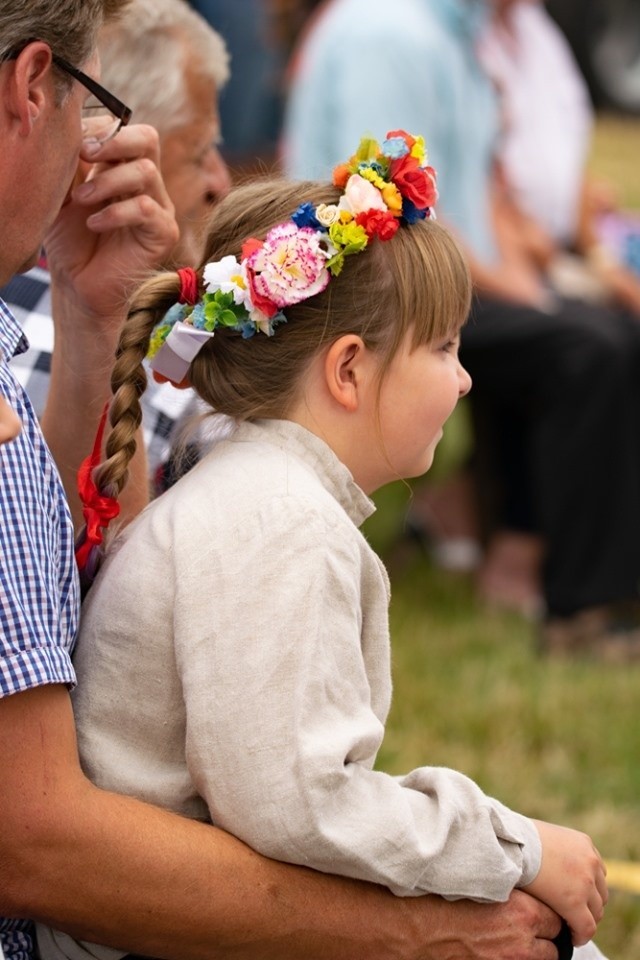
[177,497,538,902]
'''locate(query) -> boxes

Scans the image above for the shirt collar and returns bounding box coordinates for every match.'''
[232,418,376,527]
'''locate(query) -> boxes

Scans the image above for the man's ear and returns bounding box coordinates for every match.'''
[323,334,367,413]
[4,42,55,136]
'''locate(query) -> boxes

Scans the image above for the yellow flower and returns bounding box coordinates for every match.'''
[382,182,403,213]
[410,135,427,164]
[329,220,369,253]
[360,167,386,191]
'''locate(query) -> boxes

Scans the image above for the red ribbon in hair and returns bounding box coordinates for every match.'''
[177,266,199,305]
[75,402,121,571]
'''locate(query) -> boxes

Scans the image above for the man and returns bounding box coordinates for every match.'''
[0,2,562,960]
[283,0,640,658]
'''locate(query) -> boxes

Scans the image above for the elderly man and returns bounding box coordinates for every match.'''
[2,0,232,524]
[0,3,562,960]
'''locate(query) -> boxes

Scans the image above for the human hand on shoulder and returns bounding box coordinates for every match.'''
[44,122,179,329]
[522,819,608,946]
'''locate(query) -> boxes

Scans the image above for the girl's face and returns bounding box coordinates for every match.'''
[0,398,21,446]
[363,328,471,492]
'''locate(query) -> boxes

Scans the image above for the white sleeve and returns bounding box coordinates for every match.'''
[174,495,541,900]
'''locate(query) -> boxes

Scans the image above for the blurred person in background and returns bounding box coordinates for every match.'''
[282,0,640,660]
[481,0,640,317]
[1,0,232,523]
[188,0,286,174]
[413,0,640,615]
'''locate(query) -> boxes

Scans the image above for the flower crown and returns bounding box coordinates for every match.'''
[147,129,438,384]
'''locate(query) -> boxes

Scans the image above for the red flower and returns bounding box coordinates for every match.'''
[241,237,279,317]
[244,263,279,318]
[355,209,400,241]
[390,155,438,209]
[241,237,263,260]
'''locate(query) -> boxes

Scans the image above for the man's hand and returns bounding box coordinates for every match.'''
[401,890,563,960]
[40,124,178,528]
[45,122,179,325]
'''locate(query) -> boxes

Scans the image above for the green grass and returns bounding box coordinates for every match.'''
[362,532,640,958]
[358,114,640,958]
[590,115,640,208]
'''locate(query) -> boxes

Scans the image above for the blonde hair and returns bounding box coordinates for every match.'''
[92,176,471,504]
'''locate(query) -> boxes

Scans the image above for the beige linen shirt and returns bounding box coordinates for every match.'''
[39,419,541,960]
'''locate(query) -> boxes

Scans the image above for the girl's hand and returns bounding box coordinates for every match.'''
[522,820,608,946]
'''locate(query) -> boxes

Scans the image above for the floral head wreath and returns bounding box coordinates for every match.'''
[147,129,438,385]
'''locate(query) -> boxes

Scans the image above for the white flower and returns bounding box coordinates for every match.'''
[203,255,249,306]
[315,203,341,227]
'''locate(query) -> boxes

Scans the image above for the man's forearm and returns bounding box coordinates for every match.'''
[41,285,149,531]
[0,688,433,960]
[1,687,560,960]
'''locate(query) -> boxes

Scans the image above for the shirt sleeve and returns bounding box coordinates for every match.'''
[173,494,540,901]
[0,376,76,697]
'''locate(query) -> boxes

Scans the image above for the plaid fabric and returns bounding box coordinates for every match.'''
[0,297,80,960]
[0,267,195,475]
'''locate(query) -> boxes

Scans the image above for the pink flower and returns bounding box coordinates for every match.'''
[245,222,330,309]
[339,174,387,216]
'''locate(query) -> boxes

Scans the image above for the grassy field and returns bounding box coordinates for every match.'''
[363,114,640,958]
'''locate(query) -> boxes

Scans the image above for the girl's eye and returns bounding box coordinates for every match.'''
[440,339,457,353]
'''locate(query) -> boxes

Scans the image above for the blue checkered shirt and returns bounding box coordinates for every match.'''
[0,296,81,960]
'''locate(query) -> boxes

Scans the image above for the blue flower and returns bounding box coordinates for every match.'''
[240,321,257,339]
[401,198,428,224]
[382,136,410,159]
[291,202,321,229]
[163,302,187,327]
[190,302,207,329]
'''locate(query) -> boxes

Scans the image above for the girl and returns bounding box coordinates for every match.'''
[41,131,605,959]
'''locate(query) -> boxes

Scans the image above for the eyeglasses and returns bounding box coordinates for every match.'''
[52,53,132,144]
[3,42,132,145]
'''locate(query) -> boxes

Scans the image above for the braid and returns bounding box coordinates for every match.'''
[76,272,182,591]
[93,272,180,499]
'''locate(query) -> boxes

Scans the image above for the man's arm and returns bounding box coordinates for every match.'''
[0,685,561,960]
[40,124,179,530]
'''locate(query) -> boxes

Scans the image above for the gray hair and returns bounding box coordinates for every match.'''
[98,0,230,136]
[0,0,129,71]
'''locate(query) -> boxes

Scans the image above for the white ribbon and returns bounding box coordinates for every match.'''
[149,321,214,383]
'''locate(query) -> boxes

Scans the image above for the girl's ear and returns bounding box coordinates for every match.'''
[5,43,54,136]
[323,334,367,413]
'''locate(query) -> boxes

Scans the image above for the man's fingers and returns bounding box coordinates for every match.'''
[73,156,172,212]
[80,122,161,165]
[86,194,178,249]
